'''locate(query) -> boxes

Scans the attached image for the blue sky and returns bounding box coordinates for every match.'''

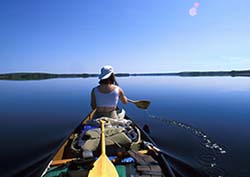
[1,0,250,73]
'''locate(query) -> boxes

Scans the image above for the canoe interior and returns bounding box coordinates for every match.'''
[41,110,176,177]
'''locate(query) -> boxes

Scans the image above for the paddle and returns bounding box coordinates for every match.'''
[127,99,150,109]
[144,141,203,177]
[144,141,182,162]
[88,120,119,177]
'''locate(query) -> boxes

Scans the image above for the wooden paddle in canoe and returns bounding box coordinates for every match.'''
[128,99,151,109]
[88,119,119,177]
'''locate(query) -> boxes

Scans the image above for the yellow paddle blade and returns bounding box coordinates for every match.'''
[88,120,119,177]
[88,154,119,177]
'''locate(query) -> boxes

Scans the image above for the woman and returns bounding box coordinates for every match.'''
[91,65,128,118]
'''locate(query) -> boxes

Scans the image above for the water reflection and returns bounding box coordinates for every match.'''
[0,76,250,177]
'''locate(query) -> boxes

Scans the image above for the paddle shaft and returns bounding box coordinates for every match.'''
[127,98,135,103]
[145,142,181,162]
[101,120,106,155]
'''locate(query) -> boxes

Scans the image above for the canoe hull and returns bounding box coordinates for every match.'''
[40,110,176,177]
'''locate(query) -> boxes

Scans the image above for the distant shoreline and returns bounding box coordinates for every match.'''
[0,70,250,80]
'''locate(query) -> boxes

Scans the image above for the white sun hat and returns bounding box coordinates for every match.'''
[99,65,114,80]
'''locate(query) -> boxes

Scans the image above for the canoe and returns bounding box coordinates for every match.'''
[40,109,176,177]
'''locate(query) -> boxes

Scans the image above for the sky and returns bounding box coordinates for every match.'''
[0,0,250,73]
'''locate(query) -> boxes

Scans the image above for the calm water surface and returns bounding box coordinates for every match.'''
[0,76,249,177]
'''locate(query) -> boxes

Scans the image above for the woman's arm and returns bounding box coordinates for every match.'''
[119,87,128,104]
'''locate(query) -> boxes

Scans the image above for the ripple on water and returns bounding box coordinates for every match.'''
[145,110,228,177]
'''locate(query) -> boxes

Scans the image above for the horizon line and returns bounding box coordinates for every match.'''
[1,69,250,75]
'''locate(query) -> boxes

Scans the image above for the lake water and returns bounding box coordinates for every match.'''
[0,76,249,177]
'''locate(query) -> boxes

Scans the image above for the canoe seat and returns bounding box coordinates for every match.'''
[128,150,157,165]
[128,150,163,176]
[137,165,162,176]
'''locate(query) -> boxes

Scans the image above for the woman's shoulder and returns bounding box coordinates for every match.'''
[92,86,99,92]
[113,85,125,94]
[112,84,120,90]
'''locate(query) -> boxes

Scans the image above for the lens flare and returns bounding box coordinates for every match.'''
[194,2,200,8]
[189,1,200,16]
[189,7,198,16]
